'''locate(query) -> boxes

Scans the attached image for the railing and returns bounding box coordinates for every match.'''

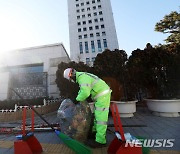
[0,98,61,113]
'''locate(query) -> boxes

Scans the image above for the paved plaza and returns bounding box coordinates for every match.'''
[0,106,179,154]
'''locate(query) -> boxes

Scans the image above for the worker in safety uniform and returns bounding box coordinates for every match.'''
[63,68,111,148]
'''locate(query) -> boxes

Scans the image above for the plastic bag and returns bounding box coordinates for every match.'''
[57,99,92,143]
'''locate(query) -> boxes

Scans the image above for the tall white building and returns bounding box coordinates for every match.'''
[68,0,119,64]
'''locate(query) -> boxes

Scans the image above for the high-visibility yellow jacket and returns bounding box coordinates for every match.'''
[75,72,110,101]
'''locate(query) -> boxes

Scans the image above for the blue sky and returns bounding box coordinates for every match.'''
[0,0,179,57]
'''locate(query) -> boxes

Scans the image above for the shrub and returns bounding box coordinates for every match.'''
[128,44,180,99]
[93,49,136,101]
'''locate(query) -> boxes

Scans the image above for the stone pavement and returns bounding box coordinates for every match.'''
[0,106,179,154]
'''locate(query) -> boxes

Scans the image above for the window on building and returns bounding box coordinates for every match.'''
[97,0,101,2]
[78,28,81,32]
[81,3,84,6]
[82,14,85,18]
[76,4,79,7]
[81,9,85,12]
[84,34,88,38]
[90,33,94,37]
[77,22,81,25]
[83,27,87,31]
[94,12,97,16]
[78,35,82,39]
[101,24,105,28]
[76,9,80,13]
[99,11,103,15]
[88,14,91,17]
[92,0,95,4]
[96,32,100,36]
[89,26,93,30]
[95,25,99,29]
[100,18,104,21]
[79,42,83,54]
[98,5,101,9]
[92,57,96,62]
[88,20,92,23]
[86,1,90,5]
[91,41,95,52]
[32,66,43,72]
[94,18,98,22]
[87,7,90,11]
[10,65,43,74]
[93,6,96,10]
[97,40,102,52]
[77,16,80,19]
[83,21,86,25]
[86,58,90,65]
[102,31,106,36]
[85,42,89,53]
[103,39,108,48]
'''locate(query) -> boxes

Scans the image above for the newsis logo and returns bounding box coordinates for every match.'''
[125,139,175,148]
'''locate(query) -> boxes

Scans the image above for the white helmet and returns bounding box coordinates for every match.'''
[63,68,73,80]
[63,68,76,82]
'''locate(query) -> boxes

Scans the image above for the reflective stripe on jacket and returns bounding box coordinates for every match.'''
[75,72,110,102]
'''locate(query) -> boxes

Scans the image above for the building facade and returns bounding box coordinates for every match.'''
[68,0,119,64]
[0,43,70,101]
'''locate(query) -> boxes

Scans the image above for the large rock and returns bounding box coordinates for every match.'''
[57,99,92,143]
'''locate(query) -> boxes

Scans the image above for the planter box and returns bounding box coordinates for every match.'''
[89,101,137,118]
[145,99,180,117]
[112,101,137,118]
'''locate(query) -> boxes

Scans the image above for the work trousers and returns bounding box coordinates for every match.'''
[93,92,111,144]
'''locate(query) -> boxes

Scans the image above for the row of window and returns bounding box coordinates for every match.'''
[78,24,104,32]
[75,0,101,7]
[78,31,106,39]
[10,65,43,73]
[86,57,96,65]
[76,5,101,13]
[77,17,103,26]
[77,11,103,19]
[79,39,107,54]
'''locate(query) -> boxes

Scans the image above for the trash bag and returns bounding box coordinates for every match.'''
[57,99,92,143]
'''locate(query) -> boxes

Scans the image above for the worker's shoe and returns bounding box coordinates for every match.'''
[85,140,107,148]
